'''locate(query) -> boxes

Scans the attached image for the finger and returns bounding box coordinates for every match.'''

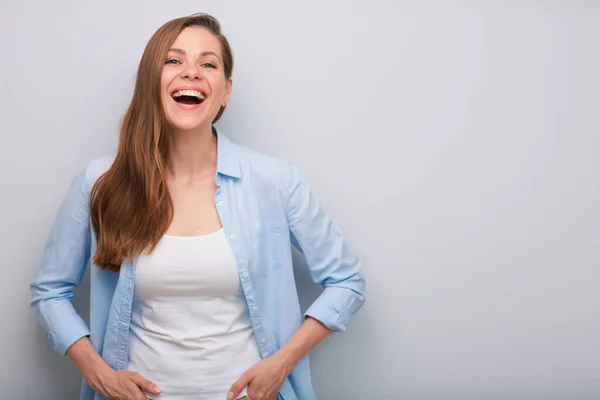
[128,385,149,400]
[128,372,162,396]
[227,368,255,400]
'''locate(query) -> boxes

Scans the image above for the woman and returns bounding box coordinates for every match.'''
[30,13,365,400]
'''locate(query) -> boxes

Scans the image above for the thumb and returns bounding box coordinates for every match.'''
[129,372,161,396]
[227,368,255,400]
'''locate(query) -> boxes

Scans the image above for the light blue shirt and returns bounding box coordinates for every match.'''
[30,129,366,400]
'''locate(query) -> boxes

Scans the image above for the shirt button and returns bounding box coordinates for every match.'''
[252,306,258,313]
[242,272,249,278]
[229,234,236,240]
[260,338,267,345]
[217,200,224,207]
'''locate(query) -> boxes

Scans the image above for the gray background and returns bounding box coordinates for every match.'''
[1,1,599,399]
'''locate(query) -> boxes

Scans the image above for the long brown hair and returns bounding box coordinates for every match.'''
[90,13,234,272]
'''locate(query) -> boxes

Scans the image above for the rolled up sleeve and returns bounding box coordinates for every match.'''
[286,161,366,332]
[30,167,92,355]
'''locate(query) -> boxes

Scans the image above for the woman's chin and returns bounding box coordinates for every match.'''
[168,119,211,133]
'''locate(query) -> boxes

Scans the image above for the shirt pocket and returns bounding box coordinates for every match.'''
[249,221,285,272]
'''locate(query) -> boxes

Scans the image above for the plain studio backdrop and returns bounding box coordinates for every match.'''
[1,1,598,399]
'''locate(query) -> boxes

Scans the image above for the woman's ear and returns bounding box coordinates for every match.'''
[223,77,233,107]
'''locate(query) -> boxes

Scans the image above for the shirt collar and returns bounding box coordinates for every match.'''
[213,126,242,178]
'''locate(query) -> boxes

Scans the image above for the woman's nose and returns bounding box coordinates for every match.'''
[181,63,202,80]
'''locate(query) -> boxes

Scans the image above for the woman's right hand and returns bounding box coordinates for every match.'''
[66,337,161,400]
[90,369,161,400]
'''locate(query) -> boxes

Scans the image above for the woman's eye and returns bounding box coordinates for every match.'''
[165,59,180,65]
[202,62,216,69]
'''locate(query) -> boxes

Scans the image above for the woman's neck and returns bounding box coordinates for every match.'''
[167,126,217,180]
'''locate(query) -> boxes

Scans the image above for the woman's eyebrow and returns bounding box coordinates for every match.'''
[168,48,221,61]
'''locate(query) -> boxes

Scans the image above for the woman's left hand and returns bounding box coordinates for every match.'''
[227,352,293,400]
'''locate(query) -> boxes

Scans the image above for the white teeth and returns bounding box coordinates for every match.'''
[172,89,205,99]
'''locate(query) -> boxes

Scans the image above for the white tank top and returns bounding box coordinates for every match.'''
[127,228,262,400]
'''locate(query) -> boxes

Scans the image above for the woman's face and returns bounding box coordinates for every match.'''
[160,26,232,133]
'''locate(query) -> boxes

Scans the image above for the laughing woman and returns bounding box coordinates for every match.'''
[30,13,365,400]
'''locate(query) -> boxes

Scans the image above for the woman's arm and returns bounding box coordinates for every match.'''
[273,316,332,370]
[285,161,366,332]
[30,167,159,399]
[30,169,92,354]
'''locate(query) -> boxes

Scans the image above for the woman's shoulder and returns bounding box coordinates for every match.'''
[81,154,115,191]
[233,141,295,186]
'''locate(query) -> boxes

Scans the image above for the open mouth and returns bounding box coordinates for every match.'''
[171,89,206,105]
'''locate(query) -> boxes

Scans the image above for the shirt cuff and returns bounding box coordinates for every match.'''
[303,286,363,333]
[36,299,90,355]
